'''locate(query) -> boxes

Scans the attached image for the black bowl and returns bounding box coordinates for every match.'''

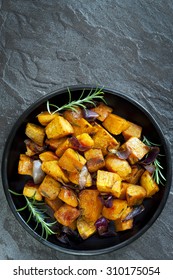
[1,85,172,255]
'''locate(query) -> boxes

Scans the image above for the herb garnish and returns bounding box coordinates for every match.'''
[9,190,57,239]
[142,136,166,185]
[47,87,105,114]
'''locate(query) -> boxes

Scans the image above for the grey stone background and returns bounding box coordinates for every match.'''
[0,0,173,260]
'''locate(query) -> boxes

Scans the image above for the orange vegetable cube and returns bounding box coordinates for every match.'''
[121,137,150,164]
[84,148,105,173]
[45,196,63,212]
[122,121,142,141]
[103,113,130,135]
[79,190,102,223]
[114,206,133,231]
[58,187,78,207]
[77,217,96,239]
[96,170,122,198]
[102,199,128,220]
[126,183,146,206]
[39,151,58,161]
[39,175,61,200]
[140,170,159,197]
[105,154,131,179]
[91,102,113,121]
[23,182,42,201]
[41,160,69,183]
[58,148,86,172]
[18,154,33,176]
[54,204,80,226]
[45,115,74,139]
[37,111,59,126]
[25,123,45,146]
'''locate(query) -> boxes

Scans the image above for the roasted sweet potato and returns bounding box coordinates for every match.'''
[23,182,42,201]
[102,199,128,220]
[18,154,33,176]
[84,148,105,173]
[103,113,130,135]
[92,123,119,155]
[25,123,45,146]
[96,170,122,198]
[45,115,74,139]
[121,137,150,164]
[126,183,146,206]
[77,217,96,239]
[58,187,78,207]
[41,160,69,183]
[105,154,131,179]
[114,206,133,231]
[71,118,98,136]
[140,170,159,197]
[79,189,102,223]
[45,196,63,212]
[124,165,145,184]
[122,121,142,141]
[37,111,59,126]
[39,175,61,200]
[54,204,80,226]
[39,151,59,161]
[91,102,113,121]
[58,148,86,172]
[45,137,67,151]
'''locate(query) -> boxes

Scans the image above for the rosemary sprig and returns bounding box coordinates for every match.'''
[142,136,166,185]
[9,190,57,239]
[47,87,105,114]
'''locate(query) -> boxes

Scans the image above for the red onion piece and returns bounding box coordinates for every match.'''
[144,164,155,174]
[32,159,45,184]
[108,146,131,160]
[69,136,89,152]
[123,205,145,221]
[83,109,99,122]
[95,217,108,235]
[99,195,113,208]
[140,147,160,165]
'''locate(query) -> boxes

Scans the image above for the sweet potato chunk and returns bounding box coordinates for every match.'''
[140,170,159,197]
[114,206,133,231]
[79,189,102,223]
[63,107,83,123]
[58,148,86,172]
[45,137,67,151]
[103,113,130,135]
[39,175,61,200]
[122,121,142,141]
[25,139,45,157]
[84,148,105,173]
[45,196,63,212]
[96,170,122,198]
[102,199,128,220]
[45,115,74,139]
[25,123,45,146]
[105,154,131,179]
[58,187,78,207]
[75,133,94,150]
[121,137,150,164]
[91,102,113,121]
[126,183,146,206]
[71,118,98,136]
[37,111,59,126]
[23,182,42,201]
[92,124,119,155]
[39,151,58,162]
[41,160,69,183]
[124,165,145,184]
[54,204,80,226]
[18,154,33,176]
[77,217,96,239]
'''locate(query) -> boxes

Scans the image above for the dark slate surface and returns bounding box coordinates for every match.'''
[0,0,173,260]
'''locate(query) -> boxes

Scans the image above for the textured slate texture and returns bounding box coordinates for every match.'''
[0,0,173,260]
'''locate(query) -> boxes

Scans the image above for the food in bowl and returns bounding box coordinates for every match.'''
[10,87,166,244]
[2,86,171,255]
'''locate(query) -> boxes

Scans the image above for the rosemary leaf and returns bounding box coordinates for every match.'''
[142,136,166,186]
[47,87,105,115]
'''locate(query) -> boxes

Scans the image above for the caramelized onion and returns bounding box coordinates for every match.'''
[32,160,45,184]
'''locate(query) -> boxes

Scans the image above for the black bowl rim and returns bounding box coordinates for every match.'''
[1,84,172,256]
